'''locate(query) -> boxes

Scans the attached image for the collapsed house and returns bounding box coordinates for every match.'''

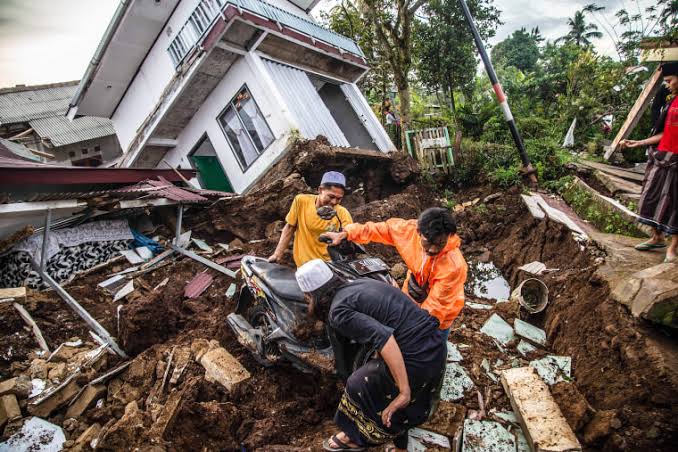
[0,82,122,166]
[66,0,394,193]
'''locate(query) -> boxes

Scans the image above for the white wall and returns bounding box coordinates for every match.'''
[111,0,316,153]
[162,52,298,193]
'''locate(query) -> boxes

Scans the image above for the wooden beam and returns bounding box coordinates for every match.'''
[604,68,663,160]
[13,303,50,354]
[578,160,644,182]
[501,367,582,452]
[641,47,678,62]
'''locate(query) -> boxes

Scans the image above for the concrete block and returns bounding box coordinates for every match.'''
[501,367,581,452]
[199,347,250,391]
[71,423,102,452]
[28,376,81,418]
[0,394,21,428]
[66,384,106,418]
[0,375,32,399]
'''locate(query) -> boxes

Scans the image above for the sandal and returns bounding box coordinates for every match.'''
[322,434,365,452]
[664,255,677,263]
[635,241,667,251]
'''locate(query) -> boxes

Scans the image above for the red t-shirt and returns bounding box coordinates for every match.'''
[658,97,678,153]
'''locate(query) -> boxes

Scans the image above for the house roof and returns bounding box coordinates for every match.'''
[0,82,77,125]
[29,116,116,147]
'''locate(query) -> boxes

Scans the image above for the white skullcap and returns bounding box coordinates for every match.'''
[295,259,334,293]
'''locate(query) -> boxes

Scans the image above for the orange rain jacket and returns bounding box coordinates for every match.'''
[345,219,468,330]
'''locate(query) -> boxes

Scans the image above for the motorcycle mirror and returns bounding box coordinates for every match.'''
[316,206,337,220]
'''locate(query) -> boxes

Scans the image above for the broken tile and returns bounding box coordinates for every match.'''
[119,249,144,265]
[440,363,474,402]
[529,356,572,385]
[0,417,65,452]
[481,359,498,383]
[113,280,134,302]
[518,261,547,275]
[514,319,547,346]
[517,340,538,356]
[466,301,493,310]
[408,427,450,451]
[184,272,214,299]
[462,419,516,452]
[225,283,236,299]
[490,410,519,426]
[191,238,213,253]
[447,342,463,362]
[135,246,154,260]
[480,314,515,346]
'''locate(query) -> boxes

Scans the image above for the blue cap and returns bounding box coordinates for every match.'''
[320,171,346,188]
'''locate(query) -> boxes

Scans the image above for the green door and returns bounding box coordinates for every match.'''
[190,155,234,192]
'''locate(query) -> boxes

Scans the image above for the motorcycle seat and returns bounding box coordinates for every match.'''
[249,261,305,302]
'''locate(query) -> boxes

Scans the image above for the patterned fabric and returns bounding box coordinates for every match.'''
[638,148,678,235]
[0,240,131,289]
[10,219,133,267]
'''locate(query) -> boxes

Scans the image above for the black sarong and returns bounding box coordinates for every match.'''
[334,331,446,449]
[638,148,678,234]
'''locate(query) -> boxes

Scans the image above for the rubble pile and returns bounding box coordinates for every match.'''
[1,140,676,450]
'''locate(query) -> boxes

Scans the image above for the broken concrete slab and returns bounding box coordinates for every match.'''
[481,358,498,383]
[113,280,134,302]
[0,417,66,452]
[191,238,213,253]
[149,386,188,440]
[611,262,678,328]
[530,356,572,385]
[199,346,250,391]
[440,363,474,402]
[462,419,516,452]
[0,394,21,428]
[480,314,516,346]
[65,384,106,419]
[0,375,32,399]
[27,373,81,417]
[501,367,581,452]
[447,342,463,362]
[514,319,547,346]
[517,340,538,356]
[0,287,27,302]
[521,194,546,220]
[409,427,451,451]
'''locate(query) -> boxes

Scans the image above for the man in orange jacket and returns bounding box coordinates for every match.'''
[321,207,467,333]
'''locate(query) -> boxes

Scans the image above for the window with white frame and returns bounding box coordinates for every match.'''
[218,85,274,170]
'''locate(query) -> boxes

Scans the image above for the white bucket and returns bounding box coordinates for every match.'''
[511,278,549,313]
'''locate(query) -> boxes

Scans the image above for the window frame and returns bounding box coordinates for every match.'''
[216,84,274,172]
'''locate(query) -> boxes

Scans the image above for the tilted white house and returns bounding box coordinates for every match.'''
[68,0,394,193]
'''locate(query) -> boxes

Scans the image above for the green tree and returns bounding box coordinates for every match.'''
[561,10,603,47]
[355,0,431,147]
[415,0,501,115]
[491,27,541,72]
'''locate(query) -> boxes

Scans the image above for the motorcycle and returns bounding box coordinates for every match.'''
[226,208,395,377]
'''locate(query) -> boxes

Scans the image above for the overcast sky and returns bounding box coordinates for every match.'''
[0,0,659,89]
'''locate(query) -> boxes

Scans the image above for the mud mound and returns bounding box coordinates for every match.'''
[457,187,678,449]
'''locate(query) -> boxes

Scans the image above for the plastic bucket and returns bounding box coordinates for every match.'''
[511,278,549,313]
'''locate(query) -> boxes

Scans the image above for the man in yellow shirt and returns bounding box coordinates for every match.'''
[268,171,353,267]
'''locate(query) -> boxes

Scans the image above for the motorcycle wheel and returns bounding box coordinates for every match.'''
[247,304,280,366]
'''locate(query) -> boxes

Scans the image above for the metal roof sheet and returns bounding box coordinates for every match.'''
[0,83,77,125]
[0,137,41,162]
[29,115,116,147]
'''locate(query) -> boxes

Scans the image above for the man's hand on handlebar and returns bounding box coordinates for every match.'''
[267,252,282,263]
[319,231,347,246]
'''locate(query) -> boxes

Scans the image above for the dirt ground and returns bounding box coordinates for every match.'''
[1,139,677,451]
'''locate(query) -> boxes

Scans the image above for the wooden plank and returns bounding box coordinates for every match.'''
[605,68,663,160]
[577,160,644,182]
[501,367,581,452]
[593,171,642,195]
[0,287,26,301]
[13,303,50,353]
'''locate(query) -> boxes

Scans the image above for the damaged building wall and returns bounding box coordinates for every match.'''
[161,52,299,193]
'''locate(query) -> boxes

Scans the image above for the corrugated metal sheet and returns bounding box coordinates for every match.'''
[0,84,76,125]
[0,137,41,162]
[29,116,116,147]
[184,272,214,298]
[264,60,350,147]
[340,84,394,152]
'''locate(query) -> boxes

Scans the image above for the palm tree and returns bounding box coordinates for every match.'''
[562,10,603,46]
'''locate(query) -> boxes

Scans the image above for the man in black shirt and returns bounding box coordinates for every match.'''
[295,259,447,452]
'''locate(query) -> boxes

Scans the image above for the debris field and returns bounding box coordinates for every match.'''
[0,139,677,451]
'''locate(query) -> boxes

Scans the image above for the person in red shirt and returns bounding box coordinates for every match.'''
[623,62,678,262]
